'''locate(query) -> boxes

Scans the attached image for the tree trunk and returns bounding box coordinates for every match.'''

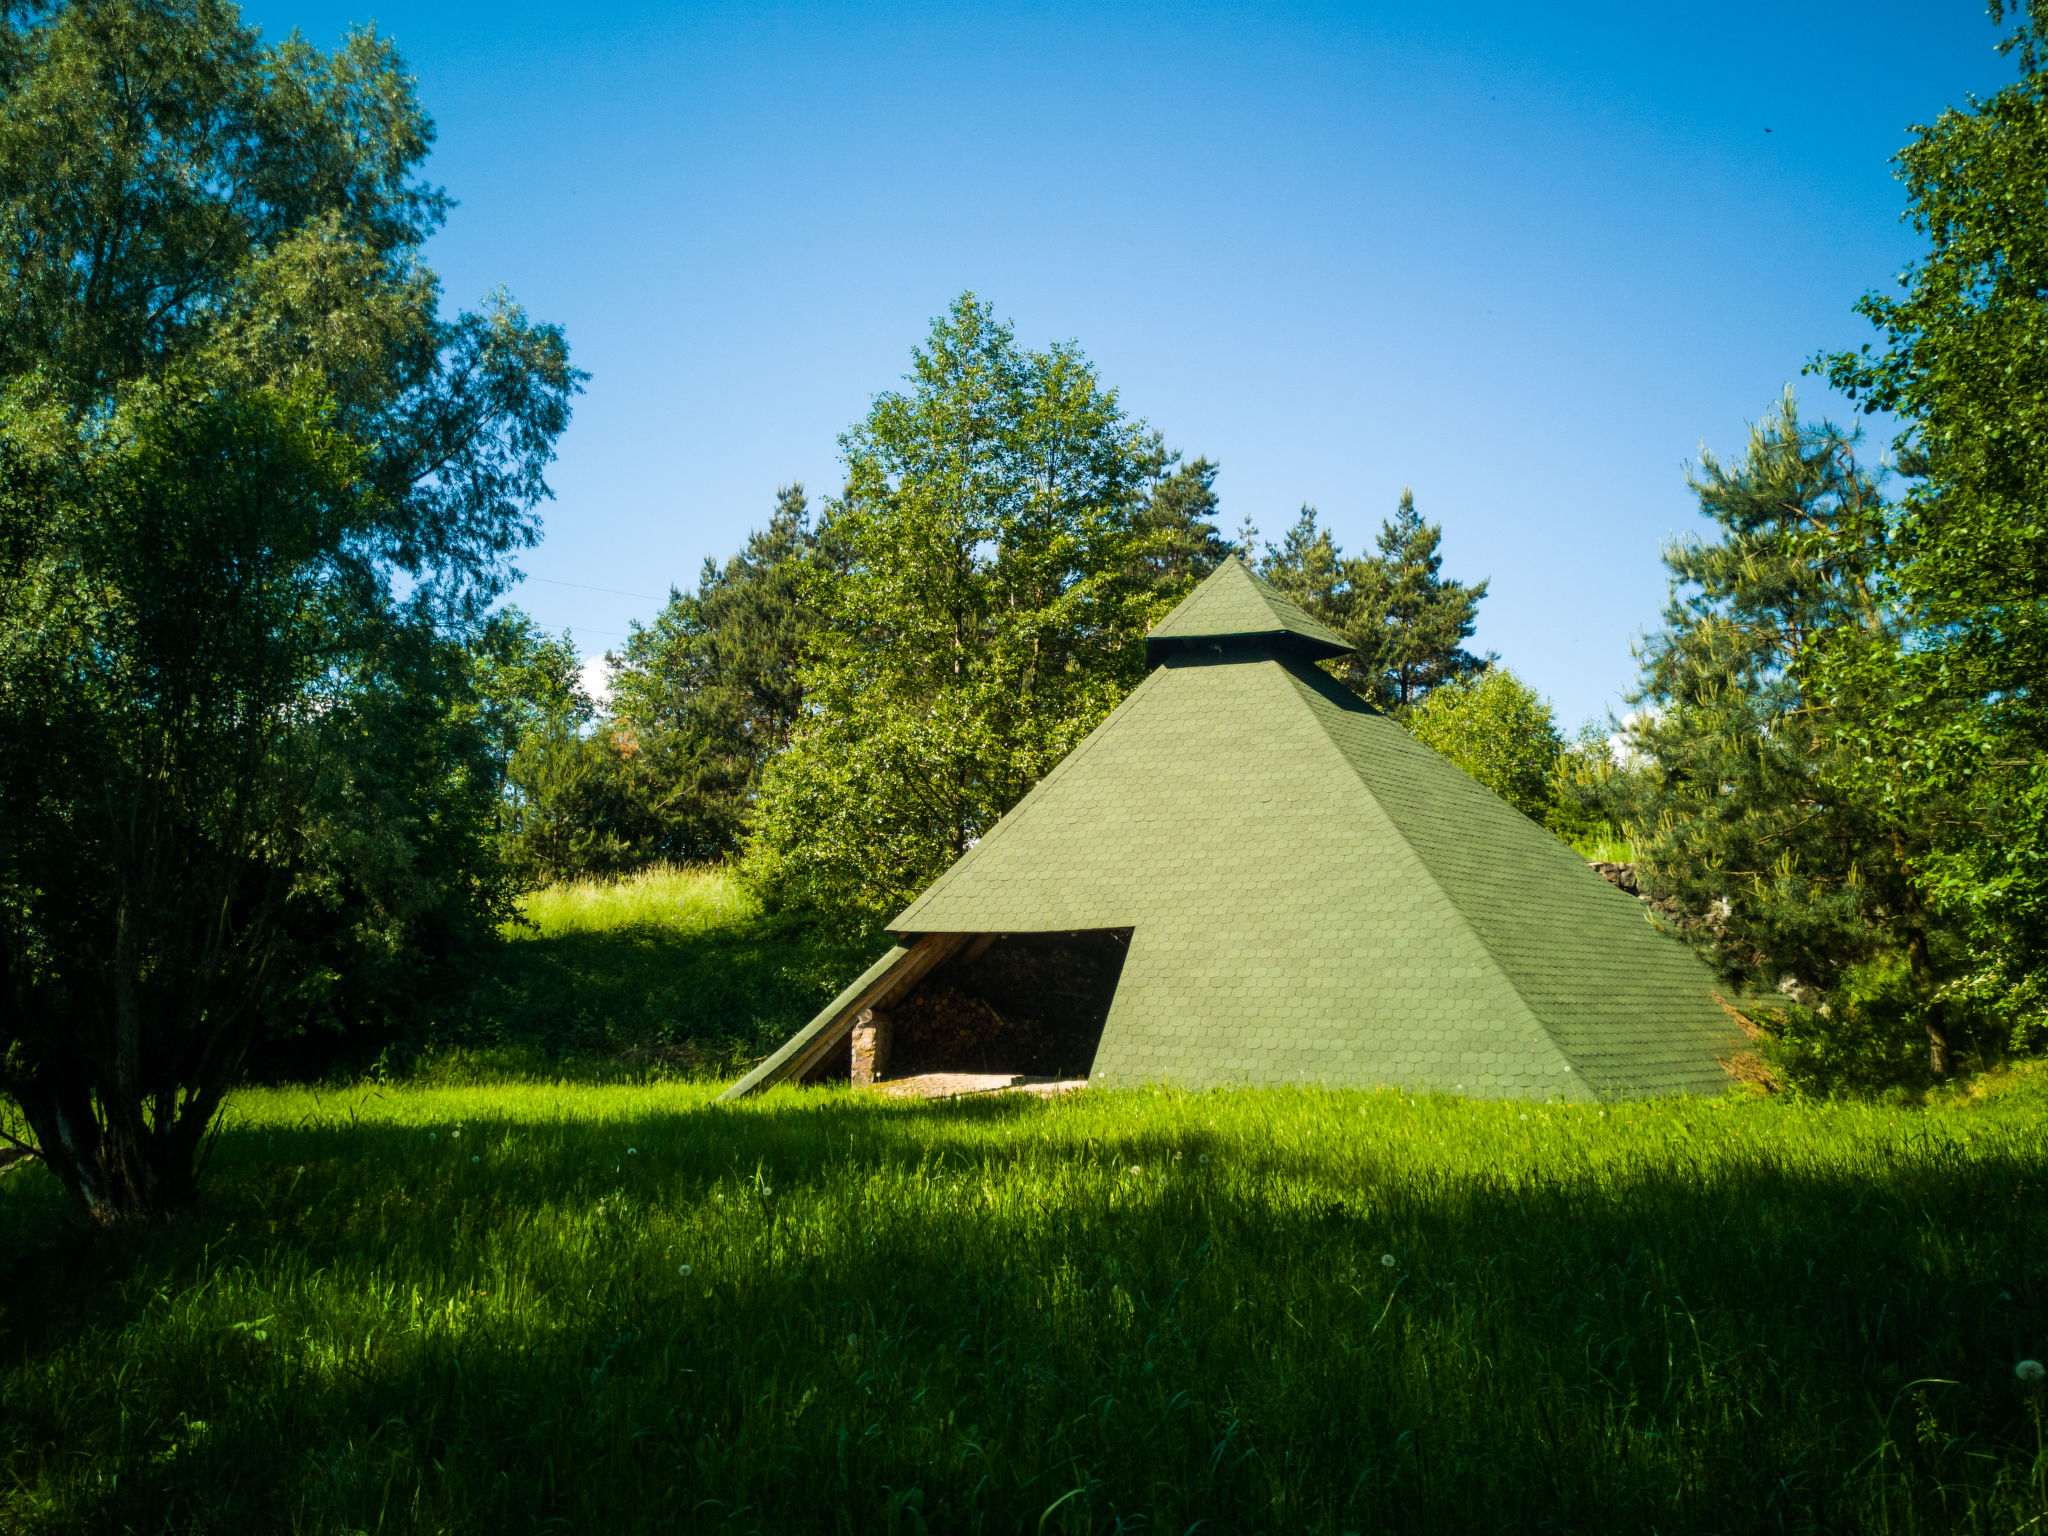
[1906,924,1950,1078]
[11,1055,220,1224]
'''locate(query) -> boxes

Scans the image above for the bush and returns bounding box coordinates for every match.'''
[1404,667,1562,824]
[1751,957,1934,1097]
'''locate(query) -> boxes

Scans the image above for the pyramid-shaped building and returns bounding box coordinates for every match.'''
[725,557,1740,1103]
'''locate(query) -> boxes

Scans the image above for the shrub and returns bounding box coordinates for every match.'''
[1403,667,1562,823]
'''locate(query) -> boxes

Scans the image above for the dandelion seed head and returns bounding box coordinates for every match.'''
[2019,1359,2046,1384]
[471,1155,480,1164]
[1381,1253,1397,1269]
[678,1264,692,1277]
[627,1148,637,1156]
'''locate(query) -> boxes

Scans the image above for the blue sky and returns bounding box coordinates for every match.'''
[249,0,2010,727]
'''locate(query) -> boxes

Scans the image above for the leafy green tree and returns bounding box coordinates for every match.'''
[0,381,519,1219]
[1817,0,2048,1051]
[607,484,824,861]
[471,608,591,778]
[1405,667,1562,823]
[743,295,1171,916]
[0,3,576,1221]
[1591,396,1951,1062]
[0,1,578,598]
[466,608,639,886]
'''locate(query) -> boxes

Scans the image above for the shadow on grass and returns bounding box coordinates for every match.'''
[4,1094,2046,1534]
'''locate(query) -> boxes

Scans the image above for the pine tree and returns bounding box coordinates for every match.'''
[1257,505,1345,618]
[1599,395,1953,1070]
[1132,452,1232,598]
[1254,493,1489,712]
[606,484,823,859]
[1344,490,1489,710]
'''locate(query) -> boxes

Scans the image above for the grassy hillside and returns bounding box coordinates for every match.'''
[5,1076,2046,1533]
[435,865,884,1077]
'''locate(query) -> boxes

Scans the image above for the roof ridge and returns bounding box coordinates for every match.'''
[1236,559,1338,635]
[889,663,1174,931]
[1276,661,1582,1086]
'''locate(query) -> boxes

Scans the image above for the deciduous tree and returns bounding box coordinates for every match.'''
[742,295,1176,916]
[1817,0,2048,1053]
[1405,668,1562,824]
[0,2,577,1221]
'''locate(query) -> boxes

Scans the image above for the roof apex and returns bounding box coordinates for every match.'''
[1146,555,1352,664]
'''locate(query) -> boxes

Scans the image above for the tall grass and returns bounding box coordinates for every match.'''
[421,864,884,1078]
[512,863,757,939]
[5,1077,2046,1532]
[1570,834,1637,864]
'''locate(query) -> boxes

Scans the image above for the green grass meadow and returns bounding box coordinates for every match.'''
[5,1073,2048,1533]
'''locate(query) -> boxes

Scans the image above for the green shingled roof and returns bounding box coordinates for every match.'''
[1144,555,1352,663]
[727,560,1742,1103]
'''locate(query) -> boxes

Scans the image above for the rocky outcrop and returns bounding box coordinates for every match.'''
[1590,861,1641,897]
[1588,861,1725,933]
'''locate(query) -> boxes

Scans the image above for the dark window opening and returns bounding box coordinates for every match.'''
[890,928,1131,1078]
[801,928,1132,1086]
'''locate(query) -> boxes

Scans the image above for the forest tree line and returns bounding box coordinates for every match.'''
[487,299,1505,915]
[4,0,2047,1223]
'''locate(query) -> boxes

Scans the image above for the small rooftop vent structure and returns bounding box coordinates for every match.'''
[724,557,1739,1103]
